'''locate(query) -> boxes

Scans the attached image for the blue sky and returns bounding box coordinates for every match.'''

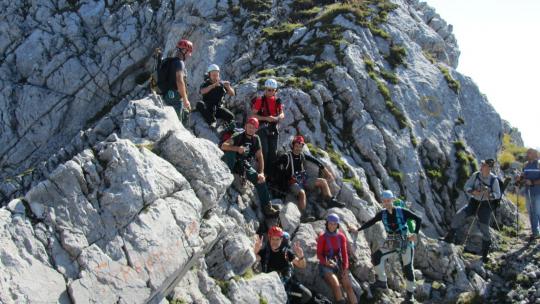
[424,0,540,149]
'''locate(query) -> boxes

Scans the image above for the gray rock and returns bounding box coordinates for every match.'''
[159,129,234,212]
[227,272,287,304]
[0,209,69,304]
[279,202,301,234]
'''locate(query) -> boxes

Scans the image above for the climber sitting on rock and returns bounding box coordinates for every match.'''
[441,159,501,262]
[357,190,422,304]
[196,63,235,127]
[221,117,279,216]
[275,135,345,220]
[317,213,357,304]
[254,226,312,303]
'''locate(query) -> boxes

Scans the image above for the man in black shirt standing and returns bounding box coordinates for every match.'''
[221,117,279,216]
[275,136,345,217]
[197,64,235,126]
[357,190,422,304]
[161,39,192,125]
[254,226,312,303]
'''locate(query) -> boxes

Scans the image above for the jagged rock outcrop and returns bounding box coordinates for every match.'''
[0,0,522,303]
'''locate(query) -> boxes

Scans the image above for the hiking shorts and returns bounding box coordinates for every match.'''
[318,264,339,278]
[289,177,317,195]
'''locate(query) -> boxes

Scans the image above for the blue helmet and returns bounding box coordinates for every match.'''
[326,213,340,224]
[381,190,394,200]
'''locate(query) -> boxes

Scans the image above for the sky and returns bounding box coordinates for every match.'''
[424,0,540,149]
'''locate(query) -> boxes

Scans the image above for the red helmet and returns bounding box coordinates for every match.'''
[246,117,259,129]
[292,135,305,146]
[267,226,284,238]
[176,39,193,53]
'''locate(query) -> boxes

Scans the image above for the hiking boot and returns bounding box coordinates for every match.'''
[335,300,346,304]
[481,240,491,263]
[403,291,415,304]
[528,234,540,243]
[263,204,279,216]
[300,213,316,223]
[371,280,388,290]
[440,229,456,244]
[326,197,346,208]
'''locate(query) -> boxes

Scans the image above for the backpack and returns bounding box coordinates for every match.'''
[218,120,242,146]
[474,172,505,195]
[156,57,176,94]
[382,207,408,235]
[392,200,416,233]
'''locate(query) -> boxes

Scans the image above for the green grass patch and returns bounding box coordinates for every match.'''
[367,22,390,39]
[389,170,403,183]
[506,191,527,213]
[307,143,325,158]
[327,147,352,177]
[364,57,376,73]
[262,22,303,40]
[498,133,528,169]
[257,68,277,77]
[438,64,460,94]
[380,69,398,84]
[386,100,409,129]
[291,6,322,20]
[454,141,477,189]
[216,279,230,295]
[310,2,369,25]
[240,0,272,11]
[385,45,407,68]
[343,177,364,197]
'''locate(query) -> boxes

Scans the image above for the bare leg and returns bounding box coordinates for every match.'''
[340,271,357,304]
[324,272,344,301]
[315,178,332,198]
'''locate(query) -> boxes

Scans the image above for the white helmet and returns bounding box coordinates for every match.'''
[207,64,220,73]
[264,78,278,89]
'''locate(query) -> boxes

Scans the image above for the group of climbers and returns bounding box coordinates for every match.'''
[154,38,536,304]
[156,39,342,219]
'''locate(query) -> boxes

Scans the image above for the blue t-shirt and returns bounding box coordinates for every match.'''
[168,57,185,91]
[524,160,540,196]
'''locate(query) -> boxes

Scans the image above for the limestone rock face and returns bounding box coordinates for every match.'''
[0,0,521,303]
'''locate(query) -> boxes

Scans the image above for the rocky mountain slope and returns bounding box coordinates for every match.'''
[0,0,525,303]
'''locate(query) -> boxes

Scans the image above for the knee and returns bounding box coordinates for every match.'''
[372,250,383,265]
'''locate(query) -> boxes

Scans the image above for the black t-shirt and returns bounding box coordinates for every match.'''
[169,57,185,91]
[259,245,295,278]
[231,132,261,160]
[276,152,325,179]
[200,79,226,106]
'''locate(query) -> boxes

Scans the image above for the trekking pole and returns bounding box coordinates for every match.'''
[486,194,502,232]
[516,185,520,240]
[463,191,485,247]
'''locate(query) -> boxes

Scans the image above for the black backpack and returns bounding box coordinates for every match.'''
[156,57,176,94]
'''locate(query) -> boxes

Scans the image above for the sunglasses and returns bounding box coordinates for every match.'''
[266,88,277,92]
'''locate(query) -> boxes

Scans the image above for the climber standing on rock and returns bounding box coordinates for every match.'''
[517,149,540,242]
[221,117,279,216]
[157,39,192,125]
[254,226,312,303]
[441,159,501,262]
[357,190,422,304]
[251,78,284,180]
[317,213,357,304]
[275,135,345,221]
[197,63,235,127]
